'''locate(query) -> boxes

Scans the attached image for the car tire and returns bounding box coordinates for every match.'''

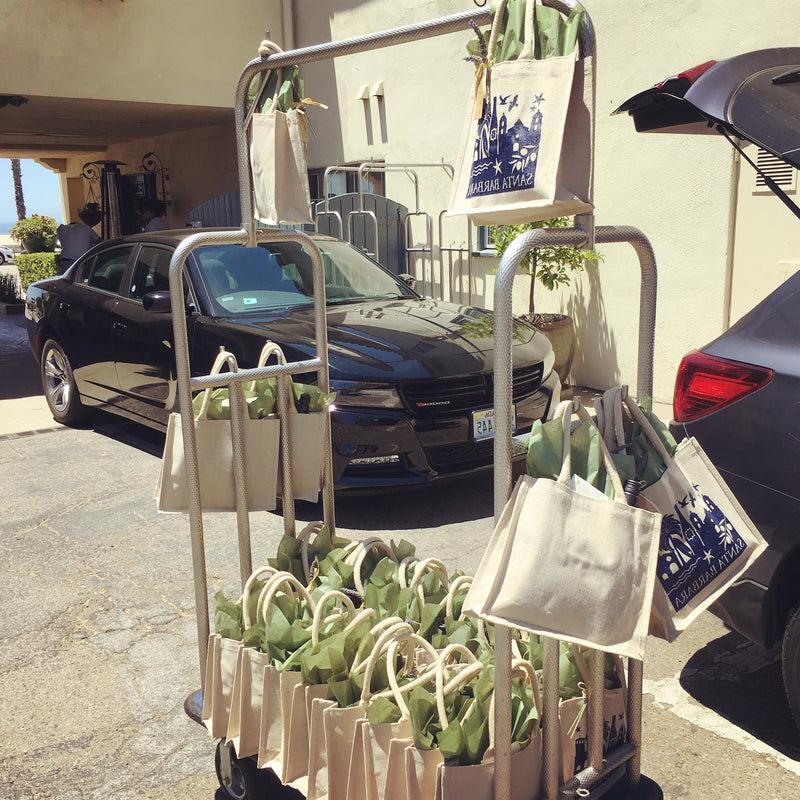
[782,605,800,731]
[40,339,90,426]
[0,252,5,265]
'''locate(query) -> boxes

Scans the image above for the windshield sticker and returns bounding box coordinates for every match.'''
[243,297,258,306]
[220,296,234,302]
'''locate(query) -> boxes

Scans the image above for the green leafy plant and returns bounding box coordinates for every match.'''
[0,272,20,303]
[10,215,57,253]
[491,218,600,316]
[16,252,58,290]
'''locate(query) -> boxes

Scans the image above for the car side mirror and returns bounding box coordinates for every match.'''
[142,290,173,313]
[398,273,417,290]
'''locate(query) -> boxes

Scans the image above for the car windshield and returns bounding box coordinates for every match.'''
[193,238,416,315]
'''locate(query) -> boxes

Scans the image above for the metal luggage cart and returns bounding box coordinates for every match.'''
[174,2,659,799]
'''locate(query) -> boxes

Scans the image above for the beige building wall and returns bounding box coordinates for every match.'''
[728,143,800,326]
[297,0,800,406]
[2,0,284,109]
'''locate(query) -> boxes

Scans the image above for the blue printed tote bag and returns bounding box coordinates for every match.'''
[448,0,593,224]
[596,388,767,642]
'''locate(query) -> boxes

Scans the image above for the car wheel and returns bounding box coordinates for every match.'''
[0,251,5,264]
[40,339,89,426]
[782,605,800,730]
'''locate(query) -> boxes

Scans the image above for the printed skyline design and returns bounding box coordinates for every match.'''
[658,486,748,612]
[466,91,544,199]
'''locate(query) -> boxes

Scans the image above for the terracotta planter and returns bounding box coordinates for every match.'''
[532,313,575,385]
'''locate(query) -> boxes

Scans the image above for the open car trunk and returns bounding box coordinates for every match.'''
[614,48,800,188]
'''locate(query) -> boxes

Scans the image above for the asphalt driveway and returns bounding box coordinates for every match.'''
[0,314,798,799]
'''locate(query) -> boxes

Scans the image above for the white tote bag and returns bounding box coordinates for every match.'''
[558,646,626,782]
[254,573,317,778]
[248,57,312,226]
[464,400,662,660]
[252,341,327,504]
[448,0,592,224]
[599,389,768,641]
[156,350,280,512]
[201,634,242,738]
[225,566,280,757]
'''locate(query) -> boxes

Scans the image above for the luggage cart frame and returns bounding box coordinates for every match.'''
[177,3,658,799]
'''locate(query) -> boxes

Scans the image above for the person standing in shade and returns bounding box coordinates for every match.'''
[56,210,101,273]
[139,197,170,232]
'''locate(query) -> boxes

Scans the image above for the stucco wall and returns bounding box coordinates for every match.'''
[298,0,799,404]
[1,0,283,108]
[65,122,238,230]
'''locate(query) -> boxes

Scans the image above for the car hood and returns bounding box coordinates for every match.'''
[208,298,552,381]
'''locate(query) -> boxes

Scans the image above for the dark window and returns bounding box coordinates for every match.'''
[128,246,172,300]
[79,246,134,294]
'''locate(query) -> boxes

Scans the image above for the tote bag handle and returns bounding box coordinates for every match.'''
[195,349,245,421]
[240,564,279,629]
[519,0,538,61]
[555,398,627,502]
[244,39,285,133]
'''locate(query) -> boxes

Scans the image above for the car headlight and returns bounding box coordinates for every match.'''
[329,380,404,409]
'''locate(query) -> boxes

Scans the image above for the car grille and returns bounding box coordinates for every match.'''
[425,434,530,474]
[401,363,544,417]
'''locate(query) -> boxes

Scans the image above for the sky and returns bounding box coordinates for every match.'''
[0,158,63,232]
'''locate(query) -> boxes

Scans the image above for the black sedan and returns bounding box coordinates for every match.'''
[25,229,559,490]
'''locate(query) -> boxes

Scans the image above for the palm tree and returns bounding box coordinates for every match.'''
[10,158,26,220]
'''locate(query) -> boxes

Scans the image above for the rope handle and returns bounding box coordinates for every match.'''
[240,565,278,630]
[359,621,413,705]
[257,571,316,625]
[298,521,327,581]
[311,590,357,645]
[408,558,450,604]
[555,398,627,502]
[195,349,243,420]
[348,539,399,596]
[385,632,441,718]
[397,556,416,589]
[434,643,481,727]
[351,615,405,674]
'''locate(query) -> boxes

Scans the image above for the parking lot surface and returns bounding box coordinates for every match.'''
[1,316,798,799]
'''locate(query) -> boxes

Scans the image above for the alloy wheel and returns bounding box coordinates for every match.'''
[44,347,71,413]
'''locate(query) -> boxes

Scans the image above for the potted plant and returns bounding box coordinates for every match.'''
[10,214,57,254]
[491,218,600,385]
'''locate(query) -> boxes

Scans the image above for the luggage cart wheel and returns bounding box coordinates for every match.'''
[215,740,264,800]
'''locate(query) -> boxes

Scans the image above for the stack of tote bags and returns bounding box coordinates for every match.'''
[464,395,766,660]
[200,528,618,799]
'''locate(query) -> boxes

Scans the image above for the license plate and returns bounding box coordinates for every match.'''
[472,406,515,442]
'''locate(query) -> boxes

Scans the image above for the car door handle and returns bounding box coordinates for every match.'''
[112,321,127,333]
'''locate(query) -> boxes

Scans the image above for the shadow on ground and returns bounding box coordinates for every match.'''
[680,630,800,761]
[85,410,498,530]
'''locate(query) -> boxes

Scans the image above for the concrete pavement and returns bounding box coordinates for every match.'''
[0,314,798,798]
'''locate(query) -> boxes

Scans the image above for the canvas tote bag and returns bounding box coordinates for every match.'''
[558,646,626,783]
[255,573,316,778]
[156,349,280,512]
[420,654,542,800]
[305,593,376,800]
[448,0,592,224]
[464,400,662,660]
[248,43,313,225]
[201,633,243,738]
[251,342,327,504]
[599,388,768,642]
[225,566,282,757]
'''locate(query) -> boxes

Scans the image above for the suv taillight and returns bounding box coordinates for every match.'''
[673,350,773,423]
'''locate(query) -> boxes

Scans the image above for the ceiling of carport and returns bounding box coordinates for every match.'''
[0,95,232,157]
